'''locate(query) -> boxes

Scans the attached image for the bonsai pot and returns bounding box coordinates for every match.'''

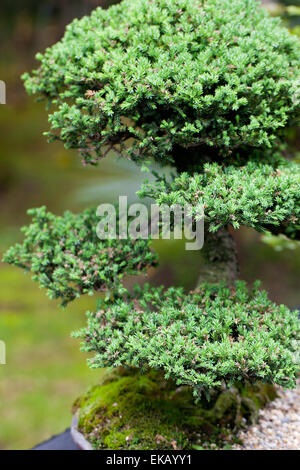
[71,415,93,451]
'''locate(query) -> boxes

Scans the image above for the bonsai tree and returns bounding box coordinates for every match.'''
[4,0,300,450]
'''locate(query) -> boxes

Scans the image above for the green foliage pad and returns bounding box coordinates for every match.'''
[74,282,300,394]
[139,158,300,238]
[23,0,300,168]
[2,207,157,306]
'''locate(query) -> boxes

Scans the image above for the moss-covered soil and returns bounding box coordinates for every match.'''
[73,369,277,450]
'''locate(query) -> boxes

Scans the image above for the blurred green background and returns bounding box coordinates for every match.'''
[0,0,299,450]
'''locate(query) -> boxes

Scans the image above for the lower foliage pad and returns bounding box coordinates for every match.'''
[74,281,300,394]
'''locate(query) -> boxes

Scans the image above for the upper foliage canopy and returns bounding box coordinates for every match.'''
[74,281,300,394]
[23,0,300,169]
[2,207,157,306]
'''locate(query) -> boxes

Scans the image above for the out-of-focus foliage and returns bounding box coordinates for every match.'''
[261,232,300,250]
[263,1,300,34]
[0,1,119,41]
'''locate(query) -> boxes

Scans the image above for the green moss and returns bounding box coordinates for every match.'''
[73,369,277,450]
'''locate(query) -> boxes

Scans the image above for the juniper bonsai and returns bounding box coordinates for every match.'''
[3,0,300,450]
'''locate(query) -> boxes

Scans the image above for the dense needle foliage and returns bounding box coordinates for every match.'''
[139,159,300,238]
[23,0,300,168]
[3,207,157,306]
[74,282,300,393]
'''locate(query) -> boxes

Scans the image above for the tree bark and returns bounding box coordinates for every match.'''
[197,226,239,286]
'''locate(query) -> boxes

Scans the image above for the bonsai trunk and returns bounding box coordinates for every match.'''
[198,225,239,286]
[172,146,239,286]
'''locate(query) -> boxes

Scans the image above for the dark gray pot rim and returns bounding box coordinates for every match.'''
[70,414,94,451]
